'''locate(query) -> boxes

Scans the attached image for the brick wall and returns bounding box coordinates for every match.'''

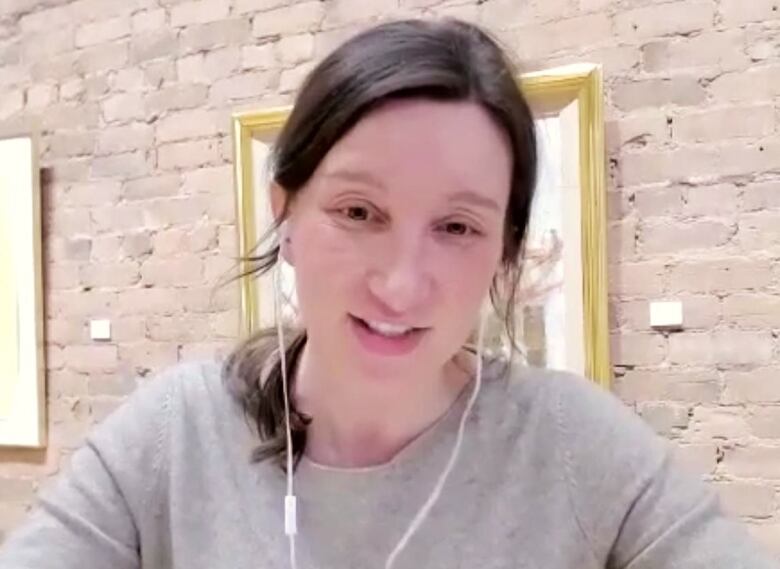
[0,0,778,552]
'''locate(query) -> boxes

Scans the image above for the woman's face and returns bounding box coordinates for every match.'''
[282,98,513,384]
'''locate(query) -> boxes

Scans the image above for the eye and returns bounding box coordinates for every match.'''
[439,221,478,237]
[444,222,469,235]
[332,201,384,227]
[345,206,370,221]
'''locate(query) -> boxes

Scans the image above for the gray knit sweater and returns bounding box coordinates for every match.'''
[0,360,776,568]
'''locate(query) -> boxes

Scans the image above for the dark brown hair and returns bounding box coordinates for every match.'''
[223,18,538,470]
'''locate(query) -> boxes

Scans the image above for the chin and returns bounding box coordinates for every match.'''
[353,348,420,373]
[354,346,459,387]
[347,348,436,388]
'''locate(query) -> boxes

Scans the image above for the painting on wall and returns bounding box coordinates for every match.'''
[232,64,610,386]
[0,135,46,448]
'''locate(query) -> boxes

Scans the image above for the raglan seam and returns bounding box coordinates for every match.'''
[554,375,603,568]
[141,369,177,518]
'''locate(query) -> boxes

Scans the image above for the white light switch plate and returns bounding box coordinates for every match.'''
[89,319,112,341]
[649,301,683,329]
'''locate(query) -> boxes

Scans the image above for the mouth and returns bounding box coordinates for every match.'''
[348,314,429,357]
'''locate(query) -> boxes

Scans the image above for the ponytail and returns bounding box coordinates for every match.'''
[223,327,311,470]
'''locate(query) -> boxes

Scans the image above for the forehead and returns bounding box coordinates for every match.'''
[315,98,513,202]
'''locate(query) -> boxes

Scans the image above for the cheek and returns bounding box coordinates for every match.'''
[439,235,501,284]
[296,220,357,269]
[291,220,361,304]
[434,241,502,307]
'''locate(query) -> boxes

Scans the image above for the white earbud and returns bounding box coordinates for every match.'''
[274,260,298,568]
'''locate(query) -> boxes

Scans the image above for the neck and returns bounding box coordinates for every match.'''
[293,347,474,468]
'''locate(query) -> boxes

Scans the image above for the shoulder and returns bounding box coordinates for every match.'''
[59,360,230,515]
[92,358,254,480]
[477,359,612,430]
[88,360,228,445]
[138,359,248,436]
[161,358,232,408]
[125,360,228,414]
[480,358,668,477]
[479,359,672,540]
[89,359,241,453]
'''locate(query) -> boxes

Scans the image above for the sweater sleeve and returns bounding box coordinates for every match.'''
[0,367,177,569]
[553,373,778,569]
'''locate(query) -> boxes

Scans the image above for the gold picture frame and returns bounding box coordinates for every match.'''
[0,134,46,448]
[232,63,610,387]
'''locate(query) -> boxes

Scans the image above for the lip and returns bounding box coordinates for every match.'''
[353,314,426,329]
[348,314,428,357]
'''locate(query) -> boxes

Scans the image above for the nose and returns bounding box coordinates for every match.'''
[366,231,432,316]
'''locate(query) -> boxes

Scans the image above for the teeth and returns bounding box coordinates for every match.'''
[365,320,412,337]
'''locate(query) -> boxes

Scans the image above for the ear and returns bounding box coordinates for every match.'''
[271,183,295,266]
[270,182,288,223]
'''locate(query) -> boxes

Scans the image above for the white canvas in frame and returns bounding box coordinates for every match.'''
[0,135,46,448]
[513,102,586,376]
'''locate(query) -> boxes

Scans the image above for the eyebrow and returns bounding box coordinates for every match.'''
[321,169,387,191]
[323,168,501,212]
[448,190,501,212]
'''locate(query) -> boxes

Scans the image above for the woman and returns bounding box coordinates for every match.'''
[0,18,776,569]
